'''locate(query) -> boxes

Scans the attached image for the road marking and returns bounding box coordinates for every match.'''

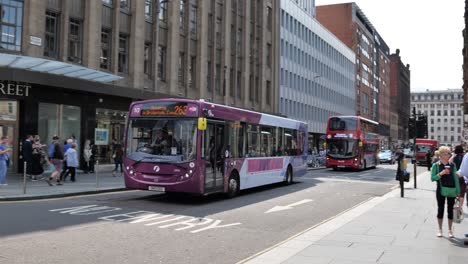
[49,205,242,233]
[301,177,396,186]
[265,199,313,213]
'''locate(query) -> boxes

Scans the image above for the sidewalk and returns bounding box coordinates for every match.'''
[242,171,468,264]
[0,164,126,201]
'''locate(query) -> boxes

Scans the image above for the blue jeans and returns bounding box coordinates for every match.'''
[0,160,7,184]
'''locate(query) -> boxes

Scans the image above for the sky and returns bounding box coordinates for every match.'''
[314,0,465,92]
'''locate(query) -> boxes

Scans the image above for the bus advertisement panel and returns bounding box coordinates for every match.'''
[325,116,379,170]
[124,98,307,197]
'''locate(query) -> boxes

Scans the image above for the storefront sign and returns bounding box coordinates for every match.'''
[95,128,109,145]
[0,81,31,97]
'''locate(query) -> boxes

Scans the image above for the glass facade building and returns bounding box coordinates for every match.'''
[280,0,355,153]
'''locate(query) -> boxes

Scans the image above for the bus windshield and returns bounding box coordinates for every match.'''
[416,145,432,153]
[126,118,197,163]
[327,139,358,159]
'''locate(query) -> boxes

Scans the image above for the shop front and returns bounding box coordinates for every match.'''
[0,79,133,173]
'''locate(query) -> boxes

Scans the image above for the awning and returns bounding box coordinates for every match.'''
[0,53,123,83]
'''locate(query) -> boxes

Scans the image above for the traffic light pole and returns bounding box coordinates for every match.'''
[413,107,417,189]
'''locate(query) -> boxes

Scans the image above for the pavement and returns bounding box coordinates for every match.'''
[241,170,468,264]
[0,164,126,201]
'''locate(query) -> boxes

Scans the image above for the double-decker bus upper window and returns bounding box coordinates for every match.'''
[329,117,357,131]
[126,118,197,162]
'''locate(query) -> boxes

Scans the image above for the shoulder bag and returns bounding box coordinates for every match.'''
[439,164,458,198]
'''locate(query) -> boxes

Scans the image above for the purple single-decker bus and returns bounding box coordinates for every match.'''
[124,98,308,197]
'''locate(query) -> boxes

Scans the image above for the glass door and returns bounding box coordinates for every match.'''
[0,100,18,172]
[203,121,226,193]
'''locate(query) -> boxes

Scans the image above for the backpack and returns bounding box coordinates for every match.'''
[48,143,55,158]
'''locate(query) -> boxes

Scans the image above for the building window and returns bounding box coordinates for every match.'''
[189,4,197,38]
[118,34,128,73]
[159,0,167,22]
[266,6,272,31]
[236,71,242,99]
[188,55,196,88]
[44,11,59,58]
[120,0,130,11]
[68,18,82,63]
[215,18,221,49]
[100,28,111,70]
[178,52,185,86]
[207,61,212,92]
[266,81,271,105]
[179,0,185,32]
[144,43,152,78]
[157,45,166,81]
[266,43,271,66]
[0,0,23,51]
[215,64,221,94]
[102,0,112,6]
[145,0,152,20]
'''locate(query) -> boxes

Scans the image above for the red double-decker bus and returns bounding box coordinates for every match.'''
[325,116,379,170]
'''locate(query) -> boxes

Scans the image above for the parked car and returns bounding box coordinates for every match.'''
[403,148,414,158]
[378,150,395,164]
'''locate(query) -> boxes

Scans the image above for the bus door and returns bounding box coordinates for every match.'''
[203,121,226,192]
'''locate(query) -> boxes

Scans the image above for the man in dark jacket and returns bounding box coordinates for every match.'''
[23,135,34,180]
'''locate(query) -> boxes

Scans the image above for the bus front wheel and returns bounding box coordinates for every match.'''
[226,172,240,198]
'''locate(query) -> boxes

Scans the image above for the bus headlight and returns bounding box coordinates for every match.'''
[185,173,189,178]
[189,170,193,174]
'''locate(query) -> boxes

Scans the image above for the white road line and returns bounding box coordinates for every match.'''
[301,177,396,186]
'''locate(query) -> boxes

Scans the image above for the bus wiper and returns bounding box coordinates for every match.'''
[157,161,186,170]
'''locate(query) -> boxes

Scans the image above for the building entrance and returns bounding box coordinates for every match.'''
[0,100,18,172]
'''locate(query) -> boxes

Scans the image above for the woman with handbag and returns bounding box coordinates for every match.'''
[431,146,460,238]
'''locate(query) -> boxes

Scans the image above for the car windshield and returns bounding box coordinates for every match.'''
[327,139,358,159]
[126,118,197,163]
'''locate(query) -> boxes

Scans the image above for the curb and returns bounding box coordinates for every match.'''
[0,188,129,202]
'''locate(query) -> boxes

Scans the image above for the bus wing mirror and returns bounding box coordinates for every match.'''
[198,118,207,130]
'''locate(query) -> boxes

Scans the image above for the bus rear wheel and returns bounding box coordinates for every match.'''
[226,172,240,198]
[284,166,293,185]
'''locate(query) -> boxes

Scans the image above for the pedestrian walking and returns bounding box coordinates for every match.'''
[60,138,73,181]
[49,135,64,185]
[426,150,433,171]
[112,142,123,177]
[88,141,97,173]
[456,146,468,211]
[82,139,92,173]
[432,150,440,164]
[431,146,460,238]
[451,145,466,211]
[23,135,34,180]
[63,143,78,182]
[0,136,11,186]
[31,136,45,179]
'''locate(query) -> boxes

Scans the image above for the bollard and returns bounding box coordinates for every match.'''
[95,160,99,190]
[23,161,27,194]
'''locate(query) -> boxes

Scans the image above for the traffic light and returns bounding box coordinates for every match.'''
[408,117,415,138]
[416,115,428,138]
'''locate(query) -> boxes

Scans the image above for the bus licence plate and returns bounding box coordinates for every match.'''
[148,186,165,192]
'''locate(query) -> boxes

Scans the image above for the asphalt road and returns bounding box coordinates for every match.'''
[0,163,426,264]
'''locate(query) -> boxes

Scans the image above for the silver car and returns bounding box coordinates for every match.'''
[378,150,395,164]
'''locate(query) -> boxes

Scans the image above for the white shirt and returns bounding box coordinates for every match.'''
[456,153,468,184]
